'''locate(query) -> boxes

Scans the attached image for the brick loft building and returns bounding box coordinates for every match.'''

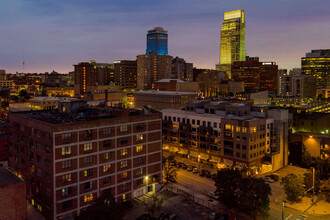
[161,100,289,174]
[8,104,162,220]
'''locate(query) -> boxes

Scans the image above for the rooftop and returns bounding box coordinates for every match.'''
[156,79,185,83]
[0,167,24,187]
[12,106,158,125]
[135,90,197,95]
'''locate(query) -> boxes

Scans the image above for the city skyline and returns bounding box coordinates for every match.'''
[0,0,329,73]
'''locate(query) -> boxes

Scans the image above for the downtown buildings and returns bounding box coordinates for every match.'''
[302,49,330,89]
[162,101,289,173]
[217,9,246,79]
[8,104,162,220]
[146,27,168,56]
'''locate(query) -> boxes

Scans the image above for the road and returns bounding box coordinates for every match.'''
[173,168,328,219]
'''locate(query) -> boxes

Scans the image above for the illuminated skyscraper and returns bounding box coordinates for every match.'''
[301,49,330,89]
[217,9,246,79]
[146,27,168,55]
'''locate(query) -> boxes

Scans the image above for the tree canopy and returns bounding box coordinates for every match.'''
[162,154,178,185]
[281,174,304,203]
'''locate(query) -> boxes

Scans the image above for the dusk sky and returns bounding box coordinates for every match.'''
[0,0,329,73]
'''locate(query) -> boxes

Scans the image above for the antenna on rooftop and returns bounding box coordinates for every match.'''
[22,49,25,73]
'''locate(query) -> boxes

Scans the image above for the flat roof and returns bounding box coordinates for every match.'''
[0,167,24,187]
[161,109,224,120]
[135,90,196,95]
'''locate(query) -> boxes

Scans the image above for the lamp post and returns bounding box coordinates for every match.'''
[198,155,201,169]
[282,201,286,220]
[311,167,315,203]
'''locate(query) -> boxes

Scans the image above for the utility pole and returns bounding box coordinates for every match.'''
[282,201,285,220]
[312,167,315,203]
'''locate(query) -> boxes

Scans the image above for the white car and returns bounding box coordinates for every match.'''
[208,192,220,200]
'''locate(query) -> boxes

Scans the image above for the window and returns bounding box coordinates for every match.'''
[36,168,42,177]
[120,137,128,145]
[121,160,128,168]
[84,168,93,177]
[62,133,71,141]
[225,124,232,131]
[120,125,127,132]
[136,145,143,152]
[121,172,128,179]
[136,157,144,165]
[84,156,93,164]
[197,120,200,125]
[62,146,71,156]
[45,160,50,168]
[121,149,128,156]
[84,193,93,202]
[103,127,111,135]
[136,168,143,176]
[104,140,111,148]
[45,146,50,154]
[62,200,72,210]
[62,187,72,196]
[236,152,240,157]
[242,145,247,150]
[103,164,111,172]
[213,122,217,128]
[86,130,93,137]
[36,142,41,150]
[136,123,144,130]
[62,160,72,169]
[84,181,93,190]
[242,154,247,159]
[62,174,72,182]
[137,178,143,186]
[121,183,128,191]
[236,126,241,132]
[104,152,111,160]
[37,155,41,163]
[84,143,92,151]
[103,176,111,184]
[242,127,247,133]
[136,134,143,142]
[250,127,257,133]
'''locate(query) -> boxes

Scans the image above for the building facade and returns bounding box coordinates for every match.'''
[171,57,193,81]
[217,9,246,79]
[154,79,199,93]
[162,101,289,173]
[146,27,168,56]
[137,51,172,90]
[302,49,330,89]
[114,60,137,90]
[8,106,162,220]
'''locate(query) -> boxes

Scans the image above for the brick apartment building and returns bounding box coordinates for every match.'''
[161,101,289,173]
[8,104,162,220]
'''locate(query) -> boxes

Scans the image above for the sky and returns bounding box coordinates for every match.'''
[0,0,329,73]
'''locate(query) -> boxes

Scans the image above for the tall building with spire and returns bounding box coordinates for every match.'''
[217,9,246,79]
[146,27,168,56]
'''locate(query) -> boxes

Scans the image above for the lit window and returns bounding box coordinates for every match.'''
[121,172,128,179]
[61,146,71,155]
[136,168,143,176]
[84,193,93,202]
[136,145,143,152]
[250,127,257,133]
[242,127,247,133]
[104,152,111,160]
[136,134,143,142]
[236,126,241,132]
[103,164,111,172]
[121,160,128,168]
[225,124,232,131]
[84,143,92,151]
[84,169,93,177]
[121,149,128,156]
[37,204,42,212]
[62,187,72,196]
[62,174,72,182]
[120,125,128,132]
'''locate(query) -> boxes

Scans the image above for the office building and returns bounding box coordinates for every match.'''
[137,51,172,90]
[74,61,114,97]
[154,79,199,92]
[114,60,137,90]
[277,68,316,98]
[134,90,197,110]
[8,105,162,220]
[162,101,289,173]
[146,27,168,56]
[171,57,193,81]
[232,57,278,92]
[0,167,26,220]
[195,69,224,98]
[301,49,330,89]
[217,9,246,79]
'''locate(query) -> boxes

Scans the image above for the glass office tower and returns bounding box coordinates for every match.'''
[217,9,246,79]
[146,27,168,56]
[302,49,330,89]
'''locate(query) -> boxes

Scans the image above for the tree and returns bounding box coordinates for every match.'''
[304,171,321,194]
[215,169,271,218]
[162,154,178,185]
[143,194,163,218]
[281,174,304,203]
[319,178,330,202]
[76,192,126,220]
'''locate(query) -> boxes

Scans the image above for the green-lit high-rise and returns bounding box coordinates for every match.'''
[216,9,246,79]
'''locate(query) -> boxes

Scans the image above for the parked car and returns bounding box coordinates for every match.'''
[170,160,177,166]
[158,212,170,220]
[268,174,279,182]
[137,213,152,220]
[208,191,220,200]
[176,162,182,168]
[199,169,206,177]
[264,177,275,183]
[187,166,193,171]
[181,163,187,169]
[166,177,177,183]
[193,168,199,173]
[211,174,217,180]
[206,171,212,178]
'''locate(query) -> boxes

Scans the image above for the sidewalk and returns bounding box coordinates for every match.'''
[286,197,330,215]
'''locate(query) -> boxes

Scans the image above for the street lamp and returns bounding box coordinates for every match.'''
[198,155,201,169]
[282,200,286,220]
[311,167,315,203]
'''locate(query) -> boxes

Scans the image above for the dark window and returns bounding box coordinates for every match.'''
[103,140,112,148]
[84,181,93,190]
[137,178,143,186]
[62,200,72,210]
[103,176,111,184]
